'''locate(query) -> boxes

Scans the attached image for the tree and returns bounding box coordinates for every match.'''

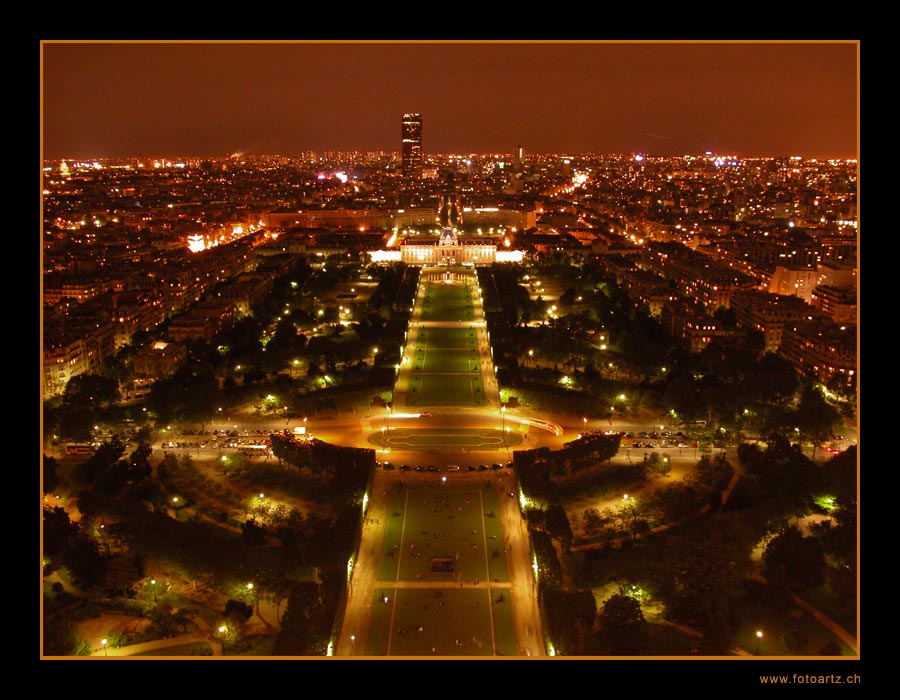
[146,363,222,424]
[128,442,154,482]
[616,495,648,543]
[644,452,671,478]
[43,611,89,656]
[274,581,323,655]
[750,353,799,404]
[532,531,563,589]
[241,518,267,546]
[582,507,604,530]
[62,373,120,409]
[597,593,648,655]
[542,587,597,655]
[525,508,546,533]
[43,506,79,559]
[544,504,573,548]
[763,524,826,589]
[43,454,60,495]
[780,628,809,654]
[794,385,842,457]
[224,599,253,623]
[745,434,823,514]
[650,513,756,633]
[65,535,108,590]
[76,436,126,486]
[103,553,142,598]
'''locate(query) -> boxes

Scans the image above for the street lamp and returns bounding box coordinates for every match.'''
[101,638,108,656]
[755,630,763,655]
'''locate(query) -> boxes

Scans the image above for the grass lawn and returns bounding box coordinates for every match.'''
[369,484,515,656]
[407,373,486,406]
[421,327,476,348]
[408,282,484,405]
[413,346,481,373]
[421,284,475,323]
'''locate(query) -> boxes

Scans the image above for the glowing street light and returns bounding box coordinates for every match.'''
[755,630,764,655]
[101,638,108,656]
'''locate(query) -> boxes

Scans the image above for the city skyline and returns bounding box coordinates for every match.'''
[40,40,858,160]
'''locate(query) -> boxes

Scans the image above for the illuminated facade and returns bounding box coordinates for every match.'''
[400,227,496,266]
[401,113,423,180]
[778,321,856,387]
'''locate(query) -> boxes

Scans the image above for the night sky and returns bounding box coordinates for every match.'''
[40,41,858,160]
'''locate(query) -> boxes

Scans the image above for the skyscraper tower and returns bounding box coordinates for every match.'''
[401,113,423,180]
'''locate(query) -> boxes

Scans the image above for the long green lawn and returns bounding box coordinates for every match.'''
[406,278,486,406]
[367,484,515,656]
[406,373,486,406]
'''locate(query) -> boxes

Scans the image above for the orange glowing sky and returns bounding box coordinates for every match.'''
[41,40,858,160]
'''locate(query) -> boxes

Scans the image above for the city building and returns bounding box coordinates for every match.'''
[132,340,187,387]
[730,289,824,353]
[810,285,857,324]
[769,265,818,303]
[400,226,499,266]
[779,321,857,387]
[401,113,423,181]
[41,149,857,400]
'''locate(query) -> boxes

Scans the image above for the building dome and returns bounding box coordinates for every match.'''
[438,227,459,246]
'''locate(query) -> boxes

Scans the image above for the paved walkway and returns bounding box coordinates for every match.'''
[84,609,224,657]
[91,629,223,657]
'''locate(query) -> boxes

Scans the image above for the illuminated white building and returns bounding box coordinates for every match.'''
[397,227,494,266]
[369,226,525,266]
[769,266,818,304]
